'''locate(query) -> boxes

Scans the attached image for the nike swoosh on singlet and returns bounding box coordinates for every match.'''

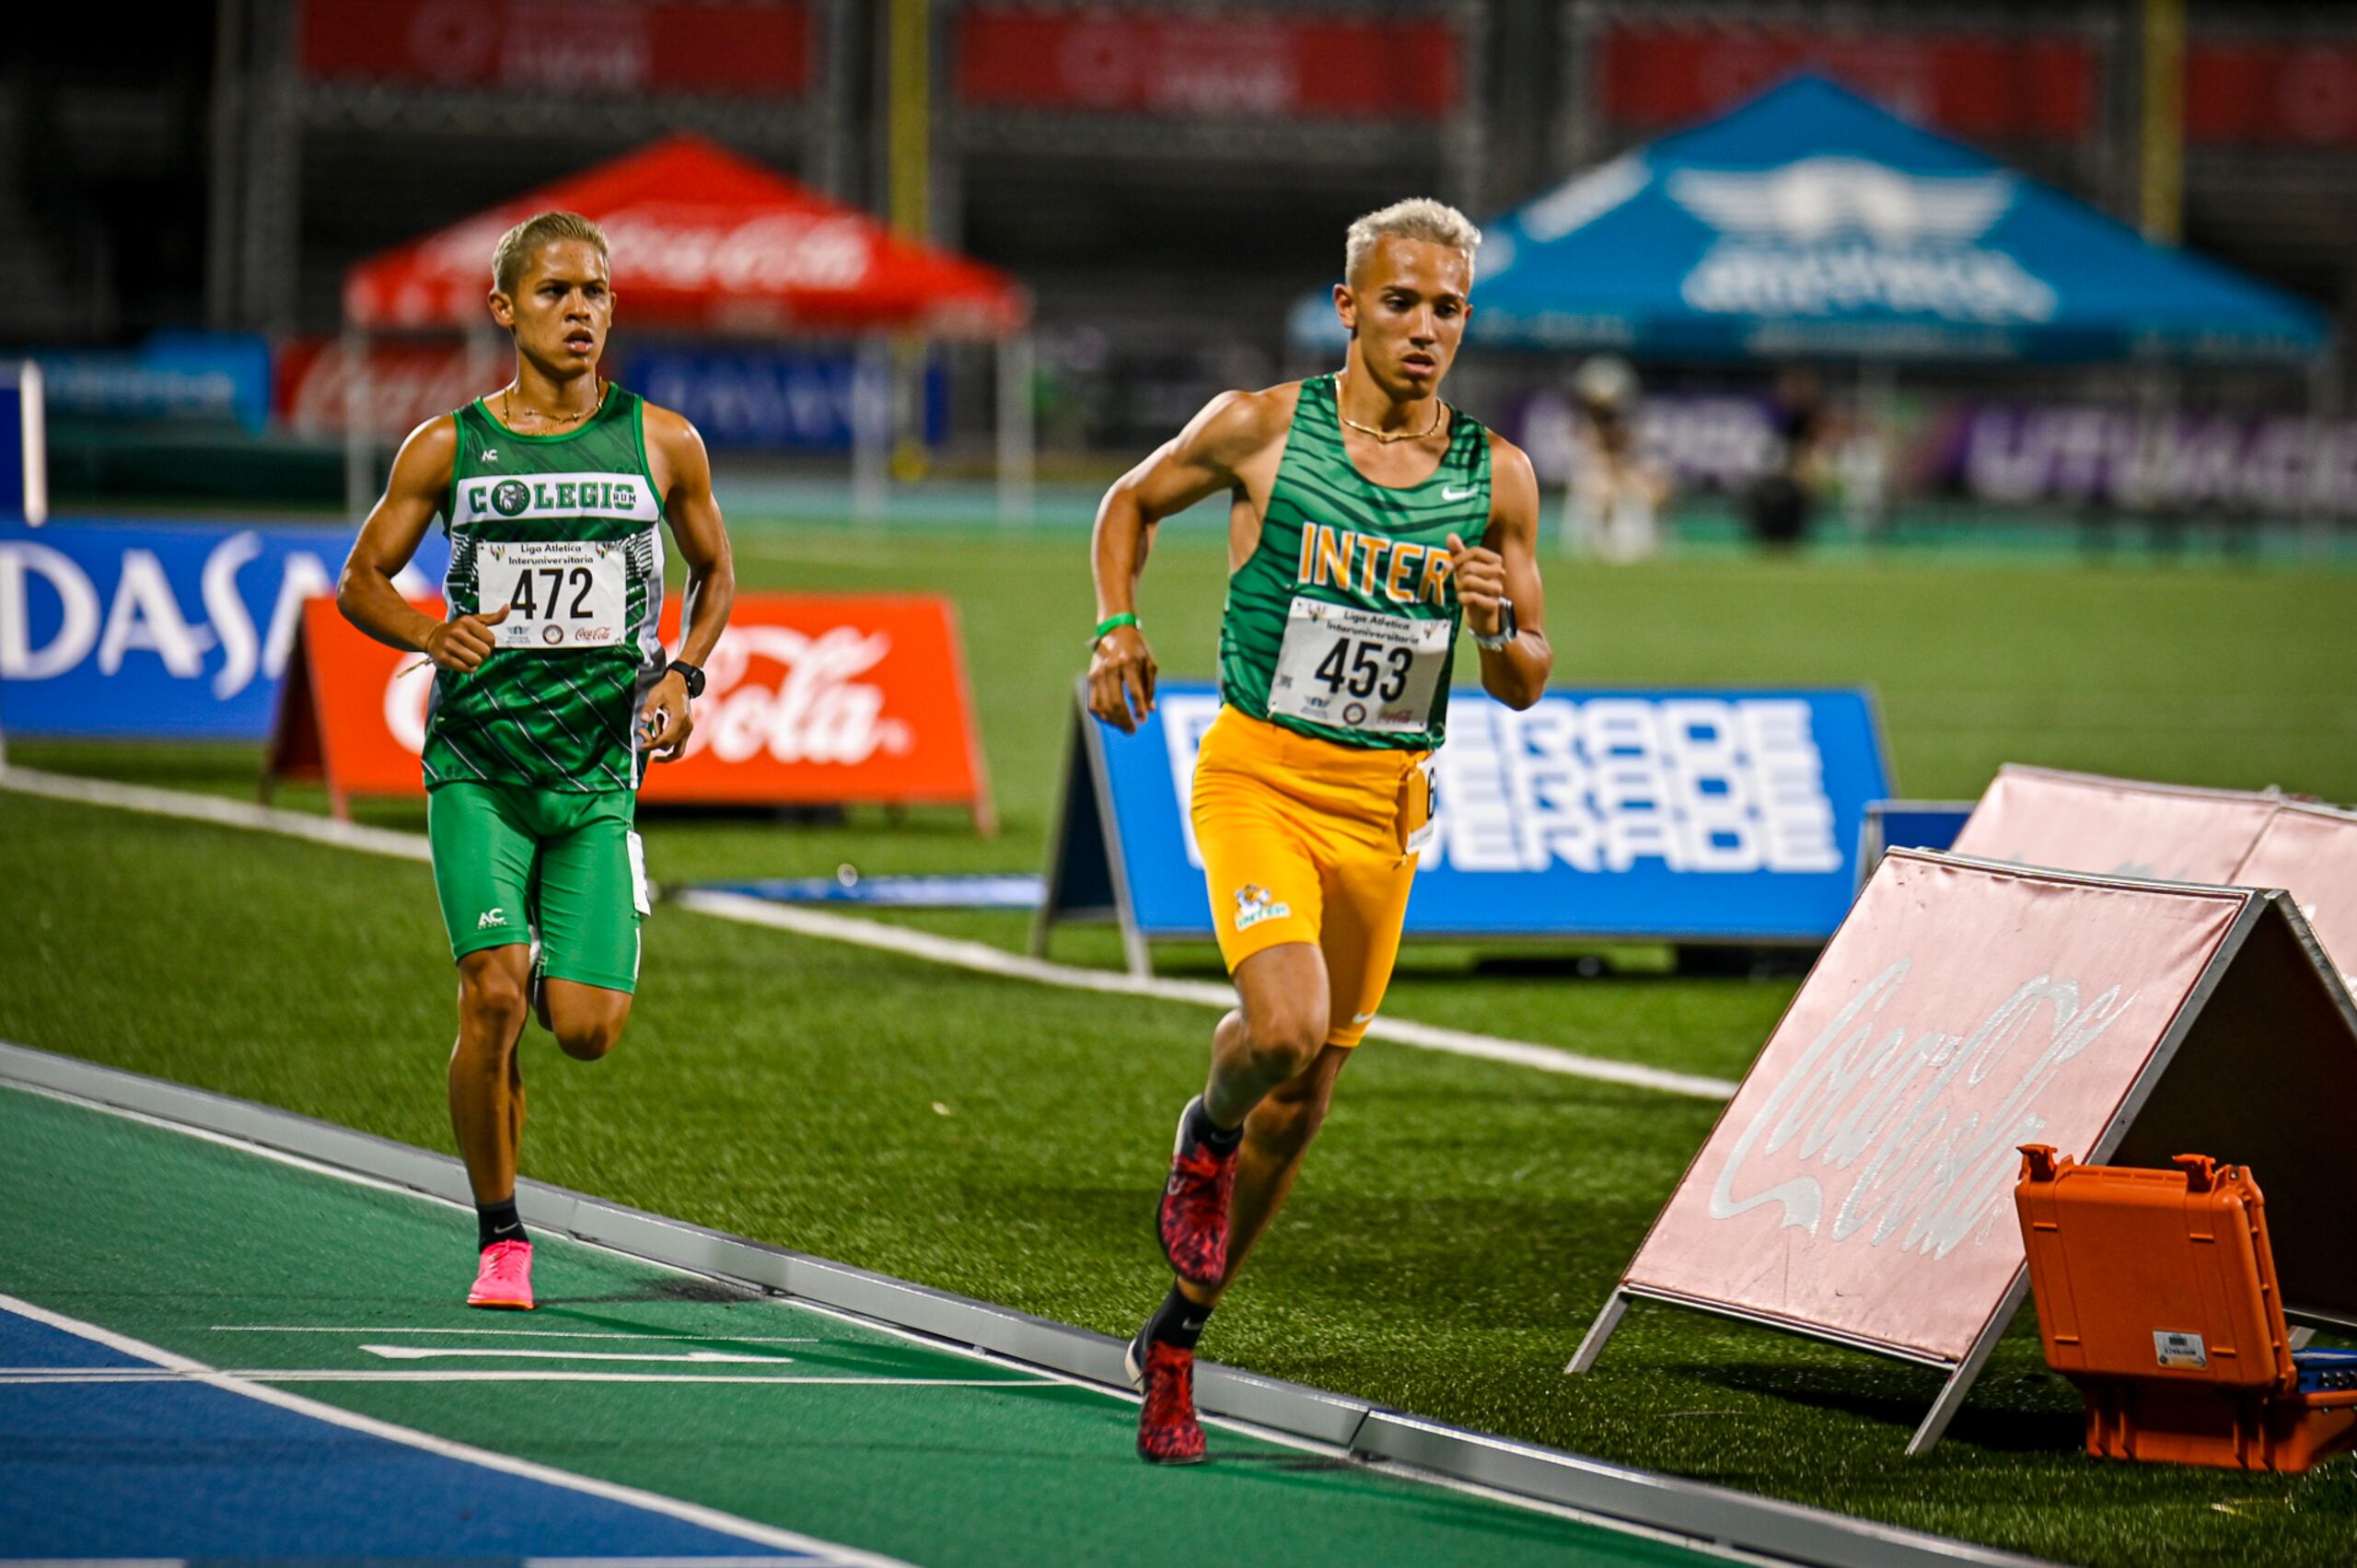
[1442,486,1476,501]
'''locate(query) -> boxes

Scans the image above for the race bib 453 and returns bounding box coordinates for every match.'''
[1268,597,1450,735]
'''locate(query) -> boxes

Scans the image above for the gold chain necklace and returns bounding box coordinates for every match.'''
[502,379,606,432]
[1335,374,1446,444]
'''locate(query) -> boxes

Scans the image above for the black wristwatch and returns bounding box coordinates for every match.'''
[668,659,706,699]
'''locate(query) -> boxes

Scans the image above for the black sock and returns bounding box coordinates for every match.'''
[1144,1283,1213,1352]
[477,1197,526,1251]
[1187,1097,1244,1154]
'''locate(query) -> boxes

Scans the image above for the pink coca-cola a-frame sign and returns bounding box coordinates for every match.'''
[1573,849,2357,1453]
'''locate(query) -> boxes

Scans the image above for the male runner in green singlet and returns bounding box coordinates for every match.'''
[338,212,736,1311]
[1086,200,1553,1461]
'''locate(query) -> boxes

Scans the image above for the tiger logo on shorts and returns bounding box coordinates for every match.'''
[1232,883,1292,932]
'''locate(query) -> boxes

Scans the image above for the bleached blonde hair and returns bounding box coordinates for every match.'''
[492,211,610,296]
[1344,198,1481,285]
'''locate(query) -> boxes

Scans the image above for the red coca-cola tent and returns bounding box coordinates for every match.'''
[339,134,1033,516]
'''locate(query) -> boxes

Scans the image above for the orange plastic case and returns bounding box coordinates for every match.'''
[2014,1145,2357,1472]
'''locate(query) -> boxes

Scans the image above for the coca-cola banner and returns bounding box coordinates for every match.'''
[276,337,504,441]
[956,8,1461,121]
[2188,41,2357,148]
[299,0,814,97]
[1949,765,2279,886]
[1622,850,2248,1363]
[2235,804,2357,993]
[275,335,932,453]
[1597,23,2096,141]
[1947,765,2357,991]
[272,594,993,822]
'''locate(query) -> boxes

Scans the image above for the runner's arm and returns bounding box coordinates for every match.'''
[1088,390,1285,732]
[336,416,510,673]
[1452,436,1551,710]
[643,406,735,761]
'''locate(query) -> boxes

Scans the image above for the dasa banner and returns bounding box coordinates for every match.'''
[0,520,446,739]
[1040,681,1890,966]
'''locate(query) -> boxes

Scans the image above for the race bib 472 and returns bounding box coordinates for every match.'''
[480,540,629,651]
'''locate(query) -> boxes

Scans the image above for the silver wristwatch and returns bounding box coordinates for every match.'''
[1473,598,1517,651]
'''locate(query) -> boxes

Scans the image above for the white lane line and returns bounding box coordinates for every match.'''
[679,889,1740,1099]
[0,1368,1056,1388]
[0,765,432,861]
[363,1345,790,1364]
[0,1294,910,1568]
[215,1327,818,1342]
[0,764,1736,1101]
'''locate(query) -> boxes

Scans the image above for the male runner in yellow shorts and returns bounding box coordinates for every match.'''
[1086,199,1552,1461]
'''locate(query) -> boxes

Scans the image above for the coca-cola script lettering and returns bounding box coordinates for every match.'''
[1623,854,2244,1363]
[688,624,913,767]
[1709,958,2136,1259]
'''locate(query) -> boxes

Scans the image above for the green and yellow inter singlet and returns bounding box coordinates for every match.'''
[424,388,668,794]
[1218,374,1491,751]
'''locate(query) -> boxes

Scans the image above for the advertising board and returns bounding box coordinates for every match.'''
[0,521,444,739]
[271,593,993,827]
[1039,681,1889,970]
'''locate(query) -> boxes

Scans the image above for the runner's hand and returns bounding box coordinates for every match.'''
[1446,534,1508,638]
[424,604,510,673]
[639,670,694,762]
[1088,624,1157,735]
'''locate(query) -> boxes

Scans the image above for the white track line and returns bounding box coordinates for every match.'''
[216,1327,817,1342]
[0,1369,1057,1388]
[0,765,1736,1101]
[0,1293,908,1568]
[361,1345,792,1364]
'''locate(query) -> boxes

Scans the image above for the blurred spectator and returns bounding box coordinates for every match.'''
[1564,355,1670,562]
[1746,367,1825,550]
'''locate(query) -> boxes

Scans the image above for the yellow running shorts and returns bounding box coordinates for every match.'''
[1190,705,1434,1049]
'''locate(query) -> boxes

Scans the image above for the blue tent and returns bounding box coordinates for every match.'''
[1291,76,2328,366]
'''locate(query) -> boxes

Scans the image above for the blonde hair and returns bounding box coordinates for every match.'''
[1344,198,1480,285]
[492,211,610,296]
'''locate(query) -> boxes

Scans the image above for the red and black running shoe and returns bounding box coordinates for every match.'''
[1155,1097,1237,1288]
[1127,1328,1207,1465]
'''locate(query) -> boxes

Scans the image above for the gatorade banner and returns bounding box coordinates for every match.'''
[0,520,445,738]
[271,593,993,827]
[1039,681,1889,968]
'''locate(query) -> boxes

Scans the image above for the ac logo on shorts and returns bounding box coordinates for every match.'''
[1232,883,1291,932]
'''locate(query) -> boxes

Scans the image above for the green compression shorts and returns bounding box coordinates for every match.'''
[427,781,647,993]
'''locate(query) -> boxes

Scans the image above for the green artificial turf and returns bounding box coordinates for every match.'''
[6,528,2357,1565]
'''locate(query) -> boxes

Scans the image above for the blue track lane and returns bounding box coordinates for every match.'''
[0,1307,815,1562]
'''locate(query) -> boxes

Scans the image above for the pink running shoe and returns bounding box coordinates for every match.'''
[468,1238,535,1310]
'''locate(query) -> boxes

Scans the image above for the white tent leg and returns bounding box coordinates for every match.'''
[997,332,1035,527]
[853,337,891,522]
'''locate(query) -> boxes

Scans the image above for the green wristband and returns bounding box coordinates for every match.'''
[1092,612,1140,644]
